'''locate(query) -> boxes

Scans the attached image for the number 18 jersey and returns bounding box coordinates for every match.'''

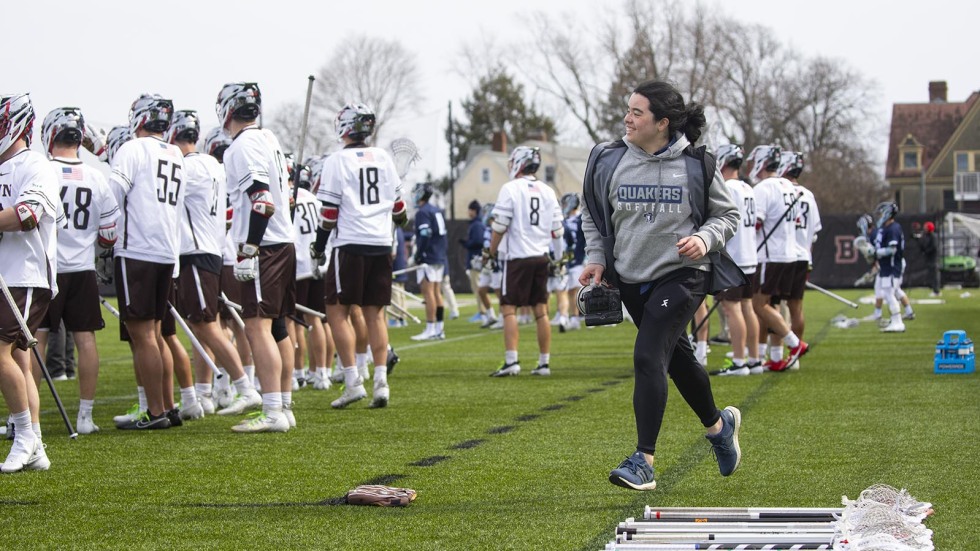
[316,145,402,248]
[109,136,184,264]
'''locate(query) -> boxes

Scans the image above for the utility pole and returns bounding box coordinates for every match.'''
[448,100,456,220]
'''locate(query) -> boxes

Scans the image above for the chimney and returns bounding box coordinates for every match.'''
[929,81,948,103]
[491,131,507,153]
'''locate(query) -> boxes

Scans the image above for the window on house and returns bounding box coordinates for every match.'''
[902,151,919,170]
[956,152,970,173]
[544,165,556,184]
[481,168,490,184]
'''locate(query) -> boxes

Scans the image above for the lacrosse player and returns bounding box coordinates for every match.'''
[218,82,296,432]
[477,203,501,329]
[746,145,809,371]
[0,93,63,472]
[461,200,487,323]
[410,182,449,341]
[871,202,908,333]
[779,152,821,357]
[487,146,563,377]
[560,193,586,331]
[710,144,761,376]
[36,107,119,434]
[312,102,405,409]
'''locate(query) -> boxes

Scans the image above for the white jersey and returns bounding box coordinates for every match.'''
[493,176,562,261]
[316,146,402,248]
[293,187,324,279]
[0,149,64,289]
[179,153,225,257]
[753,176,800,263]
[792,184,821,263]
[222,230,236,267]
[723,178,758,273]
[50,158,119,273]
[224,126,293,246]
[109,136,184,264]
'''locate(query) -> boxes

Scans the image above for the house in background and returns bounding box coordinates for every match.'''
[886,81,980,213]
[448,132,590,219]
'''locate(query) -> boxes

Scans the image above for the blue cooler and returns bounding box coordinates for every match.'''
[934,330,975,374]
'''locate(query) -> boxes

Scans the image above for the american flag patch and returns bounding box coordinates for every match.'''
[355,151,374,162]
[62,166,83,180]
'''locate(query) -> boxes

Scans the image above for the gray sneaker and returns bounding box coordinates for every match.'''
[706,406,742,476]
[608,451,657,491]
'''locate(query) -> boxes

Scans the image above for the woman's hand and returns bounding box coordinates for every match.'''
[676,235,707,260]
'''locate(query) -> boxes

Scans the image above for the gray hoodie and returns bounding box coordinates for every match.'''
[582,133,739,284]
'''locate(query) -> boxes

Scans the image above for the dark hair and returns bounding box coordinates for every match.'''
[633,80,706,144]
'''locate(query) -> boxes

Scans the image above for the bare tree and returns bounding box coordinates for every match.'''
[264,100,335,158]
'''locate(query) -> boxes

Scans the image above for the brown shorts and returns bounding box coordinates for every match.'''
[324,249,392,306]
[756,262,796,298]
[115,257,173,322]
[296,277,325,311]
[0,287,52,350]
[501,256,549,307]
[118,284,177,341]
[43,271,104,332]
[219,265,239,321]
[176,264,220,323]
[240,243,297,319]
[716,280,754,302]
[785,260,809,300]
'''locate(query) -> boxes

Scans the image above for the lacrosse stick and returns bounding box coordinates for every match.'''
[0,273,77,439]
[219,292,246,331]
[295,303,326,320]
[392,263,428,277]
[100,296,121,319]
[386,301,421,324]
[291,75,315,207]
[757,191,804,253]
[167,303,222,380]
[805,282,859,309]
[645,507,842,521]
[389,138,421,180]
[390,284,425,304]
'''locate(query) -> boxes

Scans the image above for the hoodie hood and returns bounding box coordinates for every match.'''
[624,132,691,161]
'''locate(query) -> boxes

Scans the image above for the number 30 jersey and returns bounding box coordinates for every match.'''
[51,158,119,273]
[316,145,402,248]
[109,136,184,264]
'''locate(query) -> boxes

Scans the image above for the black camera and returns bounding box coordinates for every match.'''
[576,284,623,327]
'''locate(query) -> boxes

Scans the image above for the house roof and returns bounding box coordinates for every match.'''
[886,92,979,179]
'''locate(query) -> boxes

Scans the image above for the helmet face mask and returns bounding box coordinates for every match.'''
[560,192,580,217]
[41,107,85,155]
[0,93,36,156]
[335,103,375,142]
[165,110,200,145]
[508,146,541,179]
[129,93,174,135]
[216,82,261,129]
[412,182,434,204]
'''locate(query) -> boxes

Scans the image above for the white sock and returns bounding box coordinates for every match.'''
[32,422,42,441]
[436,321,444,333]
[342,366,360,387]
[426,322,436,334]
[873,308,882,318]
[505,350,518,365]
[904,304,914,315]
[243,364,256,384]
[261,393,282,414]
[233,375,252,396]
[759,344,768,360]
[355,353,369,370]
[539,353,550,366]
[281,391,292,408]
[10,410,32,441]
[695,341,708,358]
[215,368,230,387]
[748,357,759,365]
[733,358,745,367]
[137,386,147,412]
[293,368,305,380]
[374,366,387,385]
[179,387,197,407]
[782,332,801,348]
[195,383,212,397]
[770,346,783,361]
[487,307,496,319]
[79,399,95,416]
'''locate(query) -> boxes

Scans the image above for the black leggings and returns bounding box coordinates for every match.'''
[620,268,721,455]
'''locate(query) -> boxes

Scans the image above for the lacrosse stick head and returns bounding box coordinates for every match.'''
[390,138,420,180]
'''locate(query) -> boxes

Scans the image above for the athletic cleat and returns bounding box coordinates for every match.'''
[488,319,504,330]
[881,320,906,333]
[747,361,764,375]
[329,369,345,384]
[609,451,657,491]
[216,390,262,416]
[706,406,742,476]
[784,341,809,369]
[304,371,317,386]
[369,382,389,409]
[291,377,300,391]
[386,347,400,375]
[468,312,484,323]
[231,411,289,433]
[331,384,368,409]
[117,412,171,430]
[180,402,205,421]
[214,385,235,409]
[861,314,882,323]
[1,435,39,473]
[358,364,370,381]
[166,408,183,427]
[51,373,69,381]
[432,331,446,340]
[25,441,50,471]
[283,404,296,428]
[5,416,14,440]
[531,364,551,376]
[709,335,731,345]
[113,404,142,428]
[410,328,434,341]
[313,372,332,390]
[710,366,749,376]
[199,393,216,415]
[490,361,521,377]
[76,413,100,435]
[449,310,460,320]
[480,317,498,329]
[767,359,790,372]
[903,311,916,321]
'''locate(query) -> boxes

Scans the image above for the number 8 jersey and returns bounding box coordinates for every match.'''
[316,145,402,248]
[109,137,184,264]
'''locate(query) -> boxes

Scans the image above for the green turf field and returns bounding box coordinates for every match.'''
[1,288,976,550]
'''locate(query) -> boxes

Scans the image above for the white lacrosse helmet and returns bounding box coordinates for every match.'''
[129,93,174,135]
[413,182,434,204]
[202,126,232,161]
[746,144,781,183]
[105,125,132,165]
[508,146,541,179]
[874,202,899,228]
[715,144,744,171]
[0,93,36,156]
[560,192,580,216]
[335,103,375,142]
[41,107,85,155]
[165,109,200,145]
[216,82,261,129]
[307,154,331,193]
[776,151,805,179]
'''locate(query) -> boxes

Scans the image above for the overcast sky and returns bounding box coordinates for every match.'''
[9,0,977,178]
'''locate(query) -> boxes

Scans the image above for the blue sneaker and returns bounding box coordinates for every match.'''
[705,406,741,476]
[608,451,657,490]
[468,312,484,323]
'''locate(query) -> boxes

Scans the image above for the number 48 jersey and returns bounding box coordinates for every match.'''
[316,145,402,248]
[109,136,184,264]
[51,158,119,273]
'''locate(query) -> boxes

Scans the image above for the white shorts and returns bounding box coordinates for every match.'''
[547,274,568,293]
[478,270,502,290]
[874,274,899,298]
[416,263,445,284]
[567,265,585,289]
